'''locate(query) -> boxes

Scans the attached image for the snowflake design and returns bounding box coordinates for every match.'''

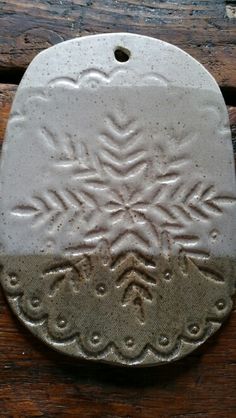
[105,187,147,225]
[10,93,235,324]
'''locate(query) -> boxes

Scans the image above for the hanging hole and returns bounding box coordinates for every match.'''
[114,47,130,62]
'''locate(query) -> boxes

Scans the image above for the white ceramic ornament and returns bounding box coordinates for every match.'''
[0,33,235,366]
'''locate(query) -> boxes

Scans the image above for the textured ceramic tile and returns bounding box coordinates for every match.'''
[0,33,235,366]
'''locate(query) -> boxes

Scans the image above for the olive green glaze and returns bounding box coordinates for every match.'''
[0,253,235,366]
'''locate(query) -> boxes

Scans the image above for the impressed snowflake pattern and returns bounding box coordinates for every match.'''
[10,87,235,326]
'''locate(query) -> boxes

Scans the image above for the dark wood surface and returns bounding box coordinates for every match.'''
[0,1,236,417]
[0,0,236,96]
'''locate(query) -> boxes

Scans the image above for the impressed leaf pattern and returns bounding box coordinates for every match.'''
[99,113,147,179]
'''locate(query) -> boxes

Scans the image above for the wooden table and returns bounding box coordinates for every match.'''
[0,1,236,417]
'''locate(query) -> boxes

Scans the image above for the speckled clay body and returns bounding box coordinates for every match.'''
[0,33,235,366]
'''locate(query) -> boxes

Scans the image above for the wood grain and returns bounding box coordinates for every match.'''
[0,84,17,144]
[0,0,236,92]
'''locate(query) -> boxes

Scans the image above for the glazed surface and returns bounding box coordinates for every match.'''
[0,34,235,366]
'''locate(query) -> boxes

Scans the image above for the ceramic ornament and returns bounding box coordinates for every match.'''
[0,33,235,366]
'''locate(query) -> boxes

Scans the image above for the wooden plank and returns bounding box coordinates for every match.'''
[0,84,17,143]
[0,0,236,90]
[229,106,236,160]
